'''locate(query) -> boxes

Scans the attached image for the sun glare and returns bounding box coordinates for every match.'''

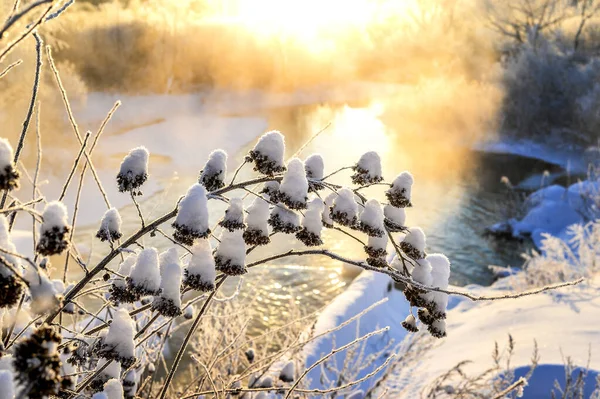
[215,0,418,43]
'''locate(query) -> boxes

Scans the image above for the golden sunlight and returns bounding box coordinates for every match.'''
[215,0,419,43]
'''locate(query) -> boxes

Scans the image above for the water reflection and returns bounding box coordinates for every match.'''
[70,101,557,331]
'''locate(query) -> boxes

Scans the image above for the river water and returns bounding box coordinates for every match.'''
[73,102,562,331]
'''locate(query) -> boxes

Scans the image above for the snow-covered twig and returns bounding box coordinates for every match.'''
[284,327,390,399]
[0,59,22,79]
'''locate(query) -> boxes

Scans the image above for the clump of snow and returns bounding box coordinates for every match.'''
[172,184,211,245]
[184,240,216,292]
[0,216,24,308]
[93,360,121,392]
[400,227,426,260]
[199,149,227,191]
[0,370,14,399]
[123,369,137,398]
[36,201,70,256]
[426,254,451,319]
[183,305,195,320]
[404,258,433,310]
[219,197,246,231]
[25,267,62,314]
[390,254,414,275]
[365,234,388,268]
[92,392,108,399]
[359,199,385,237]
[247,131,286,175]
[305,154,324,179]
[109,253,138,304]
[321,192,336,227]
[117,146,149,193]
[96,208,123,242]
[243,196,271,246]
[296,198,324,246]
[260,181,281,202]
[279,361,295,383]
[268,204,301,234]
[102,379,124,399]
[127,248,161,297]
[98,308,136,368]
[351,151,383,185]
[0,138,19,191]
[330,188,359,227]
[386,172,414,208]
[215,230,247,276]
[384,204,406,232]
[305,153,325,191]
[401,314,418,333]
[152,248,183,317]
[279,158,309,210]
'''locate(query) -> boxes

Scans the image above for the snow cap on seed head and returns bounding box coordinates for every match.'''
[117,146,149,193]
[172,184,211,245]
[199,149,227,191]
[248,131,286,176]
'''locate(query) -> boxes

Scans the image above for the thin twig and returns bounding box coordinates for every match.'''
[0,59,22,79]
[284,327,390,398]
[59,131,91,201]
[46,45,111,208]
[1,32,42,209]
[157,277,227,399]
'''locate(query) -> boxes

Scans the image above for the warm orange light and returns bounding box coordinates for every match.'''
[214,0,418,45]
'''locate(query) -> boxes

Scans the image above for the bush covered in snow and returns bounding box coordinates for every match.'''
[0,11,581,398]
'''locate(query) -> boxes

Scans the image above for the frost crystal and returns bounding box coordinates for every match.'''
[96,208,123,242]
[400,227,426,260]
[279,361,295,383]
[384,204,406,232]
[247,131,286,175]
[0,216,23,308]
[152,248,183,317]
[127,248,161,297]
[330,188,358,227]
[359,199,385,237]
[36,201,70,256]
[279,158,309,210]
[117,146,149,194]
[426,254,451,319]
[172,184,211,245]
[97,308,136,368]
[386,171,414,208]
[296,198,324,246]
[351,151,383,185]
[365,234,388,268]
[215,230,247,276]
[199,149,227,191]
[268,204,300,234]
[184,240,216,292]
[109,253,138,304]
[243,197,271,246]
[219,197,246,231]
[0,138,19,191]
[305,153,324,191]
